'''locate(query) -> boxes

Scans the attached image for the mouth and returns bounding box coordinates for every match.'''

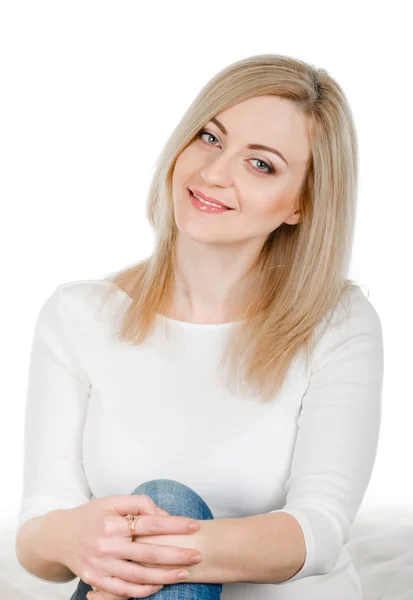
[188,188,234,210]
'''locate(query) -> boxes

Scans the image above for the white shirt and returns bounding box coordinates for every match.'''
[18,278,384,599]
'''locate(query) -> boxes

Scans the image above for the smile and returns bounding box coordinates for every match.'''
[188,189,233,214]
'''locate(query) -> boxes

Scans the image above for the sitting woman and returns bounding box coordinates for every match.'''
[15,53,383,600]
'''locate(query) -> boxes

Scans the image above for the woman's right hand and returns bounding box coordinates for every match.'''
[47,494,202,598]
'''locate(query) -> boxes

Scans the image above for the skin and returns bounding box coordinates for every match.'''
[170,94,312,324]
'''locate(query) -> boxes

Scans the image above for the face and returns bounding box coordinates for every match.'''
[171,95,312,247]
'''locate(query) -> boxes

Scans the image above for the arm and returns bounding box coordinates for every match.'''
[140,288,384,585]
[138,512,305,584]
[190,512,306,583]
[15,510,76,582]
[15,284,92,579]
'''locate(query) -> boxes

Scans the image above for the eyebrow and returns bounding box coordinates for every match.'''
[210,117,289,167]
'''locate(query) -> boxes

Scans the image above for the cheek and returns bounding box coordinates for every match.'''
[172,154,184,182]
[250,194,290,219]
[172,157,190,199]
[173,146,198,178]
[265,187,296,215]
[241,192,294,231]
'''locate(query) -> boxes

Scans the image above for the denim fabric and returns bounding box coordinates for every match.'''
[70,479,223,599]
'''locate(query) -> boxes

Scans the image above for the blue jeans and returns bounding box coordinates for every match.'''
[70,479,223,599]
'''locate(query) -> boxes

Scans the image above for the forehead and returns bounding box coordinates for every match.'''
[213,95,311,167]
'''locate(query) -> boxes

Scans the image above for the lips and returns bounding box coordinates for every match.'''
[189,188,232,210]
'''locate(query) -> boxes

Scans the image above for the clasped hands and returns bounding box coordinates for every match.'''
[86,521,202,600]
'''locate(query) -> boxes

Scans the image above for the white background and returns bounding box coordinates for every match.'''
[1,1,411,524]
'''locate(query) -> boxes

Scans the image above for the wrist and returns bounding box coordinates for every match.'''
[40,509,73,567]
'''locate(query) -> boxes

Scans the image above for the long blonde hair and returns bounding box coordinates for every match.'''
[98,53,359,403]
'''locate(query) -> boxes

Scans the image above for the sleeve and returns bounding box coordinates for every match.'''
[270,288,384,584]
[17,284,93,533]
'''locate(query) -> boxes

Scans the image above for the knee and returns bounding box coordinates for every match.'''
[130,478,214,520]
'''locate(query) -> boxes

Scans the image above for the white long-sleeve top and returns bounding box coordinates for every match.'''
[17,279,384,599]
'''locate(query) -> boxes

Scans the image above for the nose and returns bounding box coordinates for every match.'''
[199,151,235,187]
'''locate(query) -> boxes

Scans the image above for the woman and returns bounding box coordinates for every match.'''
[15,53,383,600]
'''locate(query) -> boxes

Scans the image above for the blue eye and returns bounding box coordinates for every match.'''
[197,130,220,146]
[248,158,275,175]
[196,129,276,175]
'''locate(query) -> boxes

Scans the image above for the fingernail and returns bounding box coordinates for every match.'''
[177,570,189,579]
[152,585,164,591]
[189,521,199,530]
[190,553,202,563]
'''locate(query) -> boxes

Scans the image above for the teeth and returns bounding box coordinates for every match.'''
[192,192,227,209]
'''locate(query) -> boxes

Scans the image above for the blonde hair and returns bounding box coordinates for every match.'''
[98,53,359,403]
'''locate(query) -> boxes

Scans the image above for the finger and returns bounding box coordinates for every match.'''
[120,541,201,566]
[86,592,126,600]
[86,588,161,600]
[109,494,168,518]
[156,508,170,516]
[122,514,199,537]
[86,592,128,600]
[102,561,190,589]
[94,576,170,598]
[113,557,188,583]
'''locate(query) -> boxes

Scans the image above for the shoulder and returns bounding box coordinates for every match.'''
[311,284,383,372]
[333,285,382,334]
[58,277,113,300]
[37,278,126,330]
[55,277,122,311]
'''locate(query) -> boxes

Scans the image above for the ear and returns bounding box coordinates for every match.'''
[284,209,301,225]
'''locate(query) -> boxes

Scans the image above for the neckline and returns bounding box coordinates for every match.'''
[112,281,245,330]
[157,312,243,330]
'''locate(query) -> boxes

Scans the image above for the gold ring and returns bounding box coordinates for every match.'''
[125,513,138,532]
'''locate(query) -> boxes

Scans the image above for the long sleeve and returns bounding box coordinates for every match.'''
[270,288,384,584]
[17,284,92,533]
